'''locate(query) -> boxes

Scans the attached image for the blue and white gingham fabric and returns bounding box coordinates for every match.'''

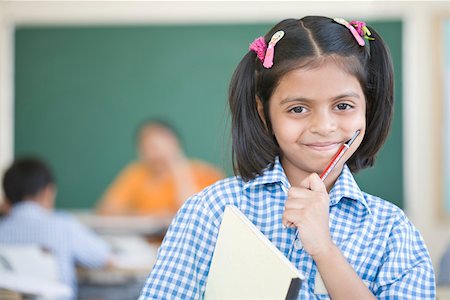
[139,158,435,299]
[0,201,111,294]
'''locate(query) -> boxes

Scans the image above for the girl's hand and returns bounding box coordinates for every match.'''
[282,173,334,258]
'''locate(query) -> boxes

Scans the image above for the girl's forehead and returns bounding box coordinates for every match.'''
[265,55,365,93]
[274,61,364,96]
[287,55,363,76]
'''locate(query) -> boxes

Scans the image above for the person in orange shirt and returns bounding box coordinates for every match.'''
[96,120,224,216]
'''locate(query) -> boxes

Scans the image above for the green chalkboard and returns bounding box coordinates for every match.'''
[14,21,403,209]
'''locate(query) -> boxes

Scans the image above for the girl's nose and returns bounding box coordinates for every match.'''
[309,110,337,136]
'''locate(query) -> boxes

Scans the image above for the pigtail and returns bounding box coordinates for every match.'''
[349,27,394,171]
[229,52,278,181]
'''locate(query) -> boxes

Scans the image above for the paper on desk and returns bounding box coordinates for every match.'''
[0,271,73,298]
[0,245,59,281]
[105,235,159,270]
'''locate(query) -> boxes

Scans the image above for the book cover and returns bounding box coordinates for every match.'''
[204,205,303,300]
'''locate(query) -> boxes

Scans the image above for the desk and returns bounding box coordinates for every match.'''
[77,235,159,300]
[0,289,21,300]
[77,235,159,299]
[73,212,173,237]
[79,281,144,300]
[73,213,171,300]
[78,267,148,300]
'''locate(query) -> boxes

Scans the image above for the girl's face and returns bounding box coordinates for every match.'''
[259,61,366,187]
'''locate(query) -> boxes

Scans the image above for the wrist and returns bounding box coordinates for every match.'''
[311,241,338,263]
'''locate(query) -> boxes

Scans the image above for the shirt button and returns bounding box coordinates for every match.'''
[294,238,303,250]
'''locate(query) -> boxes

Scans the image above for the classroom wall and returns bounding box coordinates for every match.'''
[0,0,448,273]
[12,21,403,210]
[0,11,14,188]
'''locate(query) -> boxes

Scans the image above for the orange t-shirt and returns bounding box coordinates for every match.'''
[99,160,224,215]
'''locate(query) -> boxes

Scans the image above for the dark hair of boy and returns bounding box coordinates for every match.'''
[229,16,394,181]
[2,158,54,205]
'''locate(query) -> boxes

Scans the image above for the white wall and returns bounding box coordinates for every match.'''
[0,0,449,271]
[0,4,14,186]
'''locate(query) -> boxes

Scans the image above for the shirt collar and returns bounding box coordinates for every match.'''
[243,157,371,214]
[243,157,290,192]
[329,165,372,214]
[10,201,49,217]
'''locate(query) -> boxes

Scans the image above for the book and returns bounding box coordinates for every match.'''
[204,205,303,300]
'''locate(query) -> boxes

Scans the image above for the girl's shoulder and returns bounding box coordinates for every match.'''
[177,176,245,222]
[362,191,410,226]
[194,175,245,205]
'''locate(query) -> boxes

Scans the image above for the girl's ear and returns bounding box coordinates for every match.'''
[256,96,267,128]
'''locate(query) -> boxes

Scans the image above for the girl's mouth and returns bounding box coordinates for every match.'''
[305,142,341,152]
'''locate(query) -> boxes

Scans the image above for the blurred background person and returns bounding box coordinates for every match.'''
[96,119,224,216]
[0,157,112,296]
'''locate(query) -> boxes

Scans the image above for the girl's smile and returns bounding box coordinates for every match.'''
[258,60,366,188]
[304,141,342,152]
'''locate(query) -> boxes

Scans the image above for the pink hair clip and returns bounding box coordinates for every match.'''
[249,36,267,63]
[350,20,366,37]
[263,30,285,68]
[350,20,374,41]
[334,17,365,46]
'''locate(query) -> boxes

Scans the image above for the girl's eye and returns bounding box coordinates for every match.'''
[336,103,353,110]
[290,106,306,113]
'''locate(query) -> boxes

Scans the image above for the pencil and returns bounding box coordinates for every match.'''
[319,130,361,181]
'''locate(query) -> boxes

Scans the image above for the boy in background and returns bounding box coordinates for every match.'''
[0,157,112,295]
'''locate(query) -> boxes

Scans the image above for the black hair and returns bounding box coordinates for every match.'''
[229,16,394,181]
[2,157,55,205]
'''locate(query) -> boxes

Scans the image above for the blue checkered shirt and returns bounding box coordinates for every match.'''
[0,201,111,294]
[139,158,435,299]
